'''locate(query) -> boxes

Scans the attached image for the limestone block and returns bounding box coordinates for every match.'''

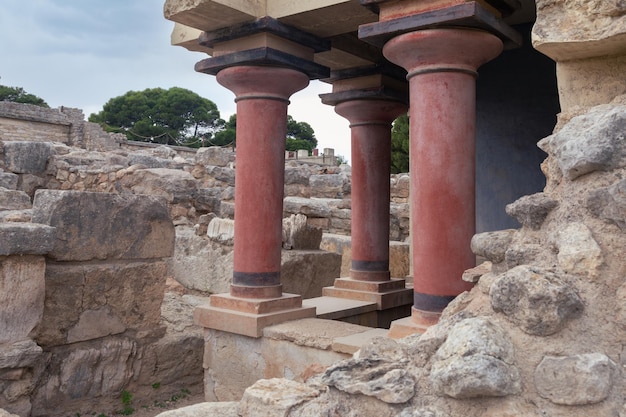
[168,227,233,293]
[534,353,616,405]
[0,339,42,369]
[119,168,198,203]
[309,174,348,198]
[263,318,371,351]
[471,229,516,263]
[398,407,444,417]
[207,217,235,244]
[206,166,235,186]
[36,261,167,346]
[282,214,322,250]
[0,408,21,417]
[239,378,323,417]
[193,187,222,214]
[155,402,239,417]
[280,250,341,299]
[321,357,415,404]
[283,196,332,218]
[284,166,311,186]
[3,142,52,174]
[505,193,558,230]
[0,256,45,344]
[462,261,492,283]
[532,0,626,61]
[429,317,521,399]
[195,146,233,167]
[538,103,626,180]
[0,223,55,256]
[587,179,626,230]
[554,222,603,278]
[31,190,174,261]
[128,154,171,169]
[490,265,584,336]
[0,189,31,211]
[0,173,18,190]
[390,174,410,201]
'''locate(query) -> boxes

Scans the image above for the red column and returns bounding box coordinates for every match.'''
[334,99,407,282]
[216,65,309,299]
[383,29,503,325]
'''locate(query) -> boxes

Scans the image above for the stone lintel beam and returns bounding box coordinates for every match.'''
[358,1,522,49]
[195,16,330,79]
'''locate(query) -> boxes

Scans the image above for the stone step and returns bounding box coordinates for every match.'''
[0,209,33,223]
[0,189,32,211]
[303,296,377,320]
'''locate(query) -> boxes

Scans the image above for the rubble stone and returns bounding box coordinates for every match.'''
[505,193,558,230]
[587,179,626,230]
[554,222,603,278]
[471,230,516,263]
[3,142,52,174]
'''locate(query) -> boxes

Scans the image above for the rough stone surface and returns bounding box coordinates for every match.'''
[397,407,445,417]
[239,379,323,417]
[3,141,52,174]
[471,230,516,263]
[505,193,558,230]
[430,317,521,399]
[119,168,198,203]
[587,179,626,230]
[321,357,414,404]
[155,402,239,417]
[35,261,167,346]
[0,189,31,211]
[534,353,616,405]
[554,222,603,278]
[490,265,584,336]
[0,223,55,256]
[282,214,322,250]
[207,217,235,244]
[280,250,340,299]
[0,173,18,190]
[0,409,20,417]
[538,104,626,180]
[31,190,174,261]
[195,146,233,167]
[0,256,46,344]
[462,261,492,283]
[0,339,42,369]
[283,197,332,219]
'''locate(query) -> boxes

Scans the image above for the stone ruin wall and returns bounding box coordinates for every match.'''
[0,100,409,416]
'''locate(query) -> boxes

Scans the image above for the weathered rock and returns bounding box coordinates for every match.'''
[587,179,626,229]
[505,193,558,230]
[35,261,167,346]
[0,223,55,256]
[239,378,323,417]
[397,407,445,417]
[283,197,332,219]
[120,168,198,203]
[0,189,31,211]
[284,166,311,186]
[282,214,322,250]
[471,230,516,263]
[0,339,42,369]
[430,317,521,399]
[280,250,340,298]
[504,243,543,270]
[462,261,492,283]
[554,222,603,278]
[537,104,626,180]
[206,166,235,186]
[3,141,52,174]
[193,187,222,214]
[0,256,46,344]
[358,337,409,363]
[534,353,616,405]
[0,173,18,190]
[31,190,174,261]
[490,265,584,336]
[322,358,414,404]
[195,146,233,167]
[309,174,348,198]
[155,402,240,417]
[128,154,171,168]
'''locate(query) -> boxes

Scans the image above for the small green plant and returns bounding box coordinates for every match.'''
[181,388,191,396]
[151,382,161,389]
[116,390,134,415]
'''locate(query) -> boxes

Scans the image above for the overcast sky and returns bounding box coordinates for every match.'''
[0,0,352,161]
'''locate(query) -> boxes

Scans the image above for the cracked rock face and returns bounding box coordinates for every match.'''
[429,317,521,399]
[534,353,616,405]
[490,265,584,336]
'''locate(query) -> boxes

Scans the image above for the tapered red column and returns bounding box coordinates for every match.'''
[216,65,309,298]
[383,29,503,327]
[335,99,407,282]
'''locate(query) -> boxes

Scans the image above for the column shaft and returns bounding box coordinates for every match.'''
[383,28,503,321]
[216,66,309,299]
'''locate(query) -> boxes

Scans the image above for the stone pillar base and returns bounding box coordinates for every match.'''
[323,277,412,310]
[194,293,316,338]
[387,306,441,338]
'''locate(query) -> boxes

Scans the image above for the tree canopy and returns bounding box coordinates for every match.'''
[391,114,409,174]
[89,87,221,146]
[0,84,49,107]
[286,115,317,153]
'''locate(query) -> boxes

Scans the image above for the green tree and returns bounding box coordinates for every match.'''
[210,114,236,147]
[286,115,317,154]
[0,84,49,107]
[391,114,409,173]
[89,87,221,146]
